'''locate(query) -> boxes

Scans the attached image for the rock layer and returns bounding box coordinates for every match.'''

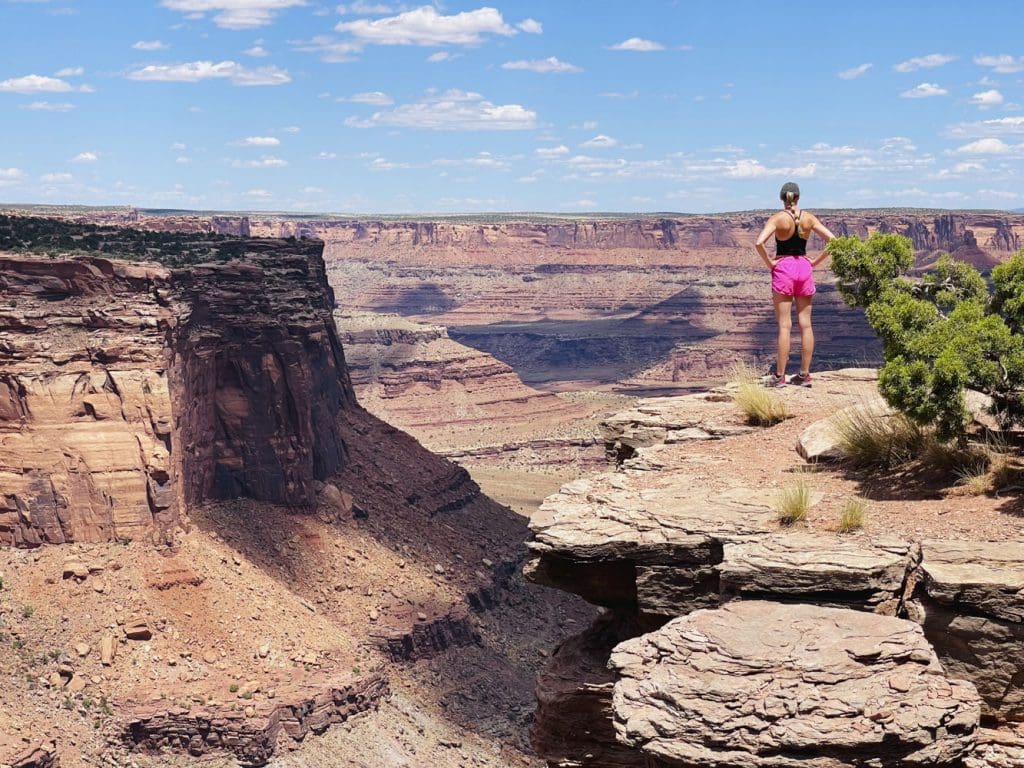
[122,672,389,765]
[1,239,352,545]
[609,601,981,768]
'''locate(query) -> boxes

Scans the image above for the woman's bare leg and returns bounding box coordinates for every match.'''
[773,292,793,375]
[796,295,814,373]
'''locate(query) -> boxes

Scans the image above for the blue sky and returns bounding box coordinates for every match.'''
[2,0,1024,213]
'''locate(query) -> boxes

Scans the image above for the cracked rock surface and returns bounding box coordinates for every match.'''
[609,600,980,768]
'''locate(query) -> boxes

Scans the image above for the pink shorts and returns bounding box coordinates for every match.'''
[772,256,815,297]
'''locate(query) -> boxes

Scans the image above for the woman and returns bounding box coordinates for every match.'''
[754,182,836,387]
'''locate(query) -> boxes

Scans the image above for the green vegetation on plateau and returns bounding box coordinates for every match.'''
[0,213,264,267]
[830,232,1024,441]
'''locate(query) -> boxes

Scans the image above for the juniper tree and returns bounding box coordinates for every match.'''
[828,232,1024,442]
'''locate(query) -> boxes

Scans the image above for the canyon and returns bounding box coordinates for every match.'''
[4,208,1024,768]
[0,218,592,768]
[36,207,1022,393]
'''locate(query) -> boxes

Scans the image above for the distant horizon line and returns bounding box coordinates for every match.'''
[2,202,1022,220]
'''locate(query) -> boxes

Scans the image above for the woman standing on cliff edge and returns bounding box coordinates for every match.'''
[755,182,836,387]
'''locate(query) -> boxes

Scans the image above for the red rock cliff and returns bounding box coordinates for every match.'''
[0,239,354,546]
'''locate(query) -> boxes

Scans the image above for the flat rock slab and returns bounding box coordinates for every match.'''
[610,601,980,768]
[921,539,1024,623]
[720,534,919,614]
[529,474,773,564]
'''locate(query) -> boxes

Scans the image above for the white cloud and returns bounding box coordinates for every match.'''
[725,159,817,179]
[245,188,272,198]
[229,155,289,167]
[947,116,1024,138]
[609,37,664,52]
[40,172,74,183]
[516,18,542,34]
[501,57,581,74]
[900,82,947,98]
[291,36,362,63]
[20,100,75,111]
[160,0,306,29]
[171,142,187,150]
[55,66,84,77]
[71,151,98,163]
[369,157,410,170]
[336,6,516,46]
[126,60,290,86]
[535,145,569,159]
[0,168,25,187]
[974,54,1024,74]
[283,125,300,133]
[955,138,1011,154]
[893,53,956,72]
[245,44,268,57]
[0,74,76,94]
[133,40,169,51]
[581,134,618,149]
[176,156,191,164]
[345,89,536,131]
[837,63,871,80]
[239,135,280,146]
[345,90,393,105]
[600,90,638,100]
[318,151,337,159]
[969,89,1004,108]
[336,1,393,13]
[427,51,454,62]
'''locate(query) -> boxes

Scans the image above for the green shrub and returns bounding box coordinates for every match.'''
[830,235,1024,442]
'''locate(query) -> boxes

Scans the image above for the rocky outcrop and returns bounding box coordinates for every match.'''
[527,380,1024,767]
[610,601,980,768]
[2,742,59,768]
[915,540,1024,720]
[1,240,353,546]
[601,392,755,466]
[121,672,388,765]
[532,615,644,768]
[719,534,919,614]
[378,606,480,661]
[169,241,352,508]
[0,257,180,545]
[335,311,595,454]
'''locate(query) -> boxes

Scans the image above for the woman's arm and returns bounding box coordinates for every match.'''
[754,216,778,269]
[809,216,836,267]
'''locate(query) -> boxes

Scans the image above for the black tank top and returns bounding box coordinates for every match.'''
[775,210,807,256]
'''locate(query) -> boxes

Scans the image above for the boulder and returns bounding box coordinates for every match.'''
[796,397,891,462]
[610,601,980,768]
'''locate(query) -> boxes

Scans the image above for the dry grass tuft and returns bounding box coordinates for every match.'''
[774,477,811,526]
[729,363,791,427]
[832,403,926,468]
[953,434,1018,496]
[838,498,868,533]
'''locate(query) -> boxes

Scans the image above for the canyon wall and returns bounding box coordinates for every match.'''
[0,238,354,546]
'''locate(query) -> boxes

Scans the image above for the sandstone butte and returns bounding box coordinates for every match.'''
[0,221,591,768]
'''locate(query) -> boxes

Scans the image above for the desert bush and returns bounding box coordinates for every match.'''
[838,498,867,533]
[829,234,1024,442]
[729,364,791,426]
[774,477,811,526]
